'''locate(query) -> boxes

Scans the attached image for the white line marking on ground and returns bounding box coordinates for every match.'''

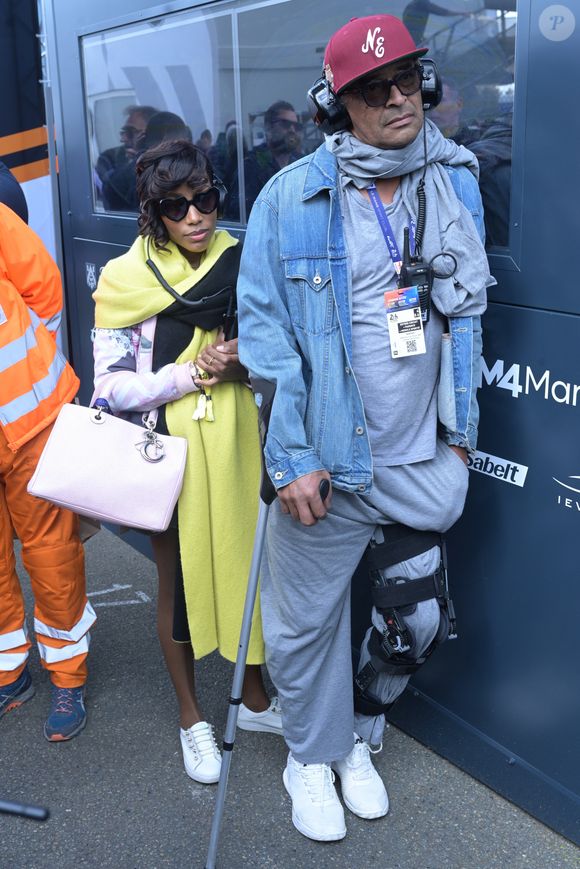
[92,599,148,608]
[87,584,132,597]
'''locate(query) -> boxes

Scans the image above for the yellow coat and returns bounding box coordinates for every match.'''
[94,230,264,662]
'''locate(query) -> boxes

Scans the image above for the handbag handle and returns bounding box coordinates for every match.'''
[135,315,159,429]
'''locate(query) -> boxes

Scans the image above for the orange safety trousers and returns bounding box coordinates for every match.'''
[0,423,95,688]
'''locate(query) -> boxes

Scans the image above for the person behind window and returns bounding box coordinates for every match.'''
[242,100,303,212]
[222,100,304,220]
[0,203,95,742]
[428,78,483,146]
[195,129,213,154]
[468,110,512,247]
[141,111,193,151]
[92,140,282,784]
[96,105,158,210]
[429,80,463,139]
[207,122,234,181]
[101,110,192,213]
[217,122,249,221]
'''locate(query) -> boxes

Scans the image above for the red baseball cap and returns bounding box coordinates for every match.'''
[323,15,428,94]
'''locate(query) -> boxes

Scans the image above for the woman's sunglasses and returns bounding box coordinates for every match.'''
[158,186,220,221]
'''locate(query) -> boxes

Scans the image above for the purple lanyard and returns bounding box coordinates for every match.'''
[367,183,415,274]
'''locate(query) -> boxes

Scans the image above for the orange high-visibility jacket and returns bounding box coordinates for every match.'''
[0,203,79,451]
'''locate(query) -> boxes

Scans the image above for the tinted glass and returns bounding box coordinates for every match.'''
[426,4,517,248]
[82,0,516,243]
[82,8,236,217]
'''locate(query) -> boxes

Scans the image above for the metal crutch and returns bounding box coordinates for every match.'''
[204,378,276,869]
[204,378,329,867]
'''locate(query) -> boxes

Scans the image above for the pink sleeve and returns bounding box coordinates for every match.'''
[92,326,198,413]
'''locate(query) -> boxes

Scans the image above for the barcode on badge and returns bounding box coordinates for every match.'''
[406,339,417,353]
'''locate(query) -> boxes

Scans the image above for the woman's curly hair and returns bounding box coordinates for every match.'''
[136,139,215,251]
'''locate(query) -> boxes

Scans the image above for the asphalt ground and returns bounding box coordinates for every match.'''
[1,528,579,869]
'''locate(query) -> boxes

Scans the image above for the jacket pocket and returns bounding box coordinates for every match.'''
[284,256,336,335]
[438,332,457,432]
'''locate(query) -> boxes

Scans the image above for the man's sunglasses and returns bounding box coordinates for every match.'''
[345,64,423,108]
[272,118,303,132]
[158,187,220,221]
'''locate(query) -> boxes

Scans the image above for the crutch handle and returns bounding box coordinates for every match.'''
[249,377,277,505]
[250,379,332,508]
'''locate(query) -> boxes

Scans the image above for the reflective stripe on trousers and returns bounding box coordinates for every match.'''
[0,624,30,672]
[37,632,91,664]
[34,600,96,643]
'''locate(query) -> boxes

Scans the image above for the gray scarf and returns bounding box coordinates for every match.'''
[326,120,495,317]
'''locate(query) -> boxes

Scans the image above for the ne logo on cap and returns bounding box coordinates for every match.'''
[361,27,385,58]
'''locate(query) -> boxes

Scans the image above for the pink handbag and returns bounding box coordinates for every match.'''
[27,403,187,532]
[27,316,188,533]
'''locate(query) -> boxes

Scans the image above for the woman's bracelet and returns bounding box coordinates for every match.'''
[188,360,203,389]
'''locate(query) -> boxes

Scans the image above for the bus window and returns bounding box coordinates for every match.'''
[81,9,235,217]
[81,0,516,241]
[427,3,517,248]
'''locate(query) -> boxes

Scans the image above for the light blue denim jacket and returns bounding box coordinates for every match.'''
[237,144,485,494]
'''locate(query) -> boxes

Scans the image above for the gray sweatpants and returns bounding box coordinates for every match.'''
[260,439,469,764]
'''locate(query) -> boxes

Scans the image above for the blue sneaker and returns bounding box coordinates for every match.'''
[0,667,35,719]
[44,685,87,742]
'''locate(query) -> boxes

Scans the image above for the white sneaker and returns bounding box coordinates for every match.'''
[332,734,389,819]
[283,752,346,842]
[237,696,283,734]
[180,721,222,784]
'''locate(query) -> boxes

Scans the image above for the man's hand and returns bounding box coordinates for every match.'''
[278,470,332,526]
[195,333,247,386]
[448,445,468,466]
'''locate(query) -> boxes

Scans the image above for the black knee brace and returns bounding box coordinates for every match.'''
[354,524,457,718]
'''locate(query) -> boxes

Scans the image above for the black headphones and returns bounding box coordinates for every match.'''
[306,59,443,136]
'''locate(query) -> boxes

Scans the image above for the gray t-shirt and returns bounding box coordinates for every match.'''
[341,183,444,467]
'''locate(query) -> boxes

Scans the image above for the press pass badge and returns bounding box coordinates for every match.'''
[385,286,426,359]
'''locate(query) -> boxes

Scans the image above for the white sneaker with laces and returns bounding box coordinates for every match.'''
[332,734,389,819]
[283,752,346,841]
[237,696,283,734]
[180,721,222,784]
